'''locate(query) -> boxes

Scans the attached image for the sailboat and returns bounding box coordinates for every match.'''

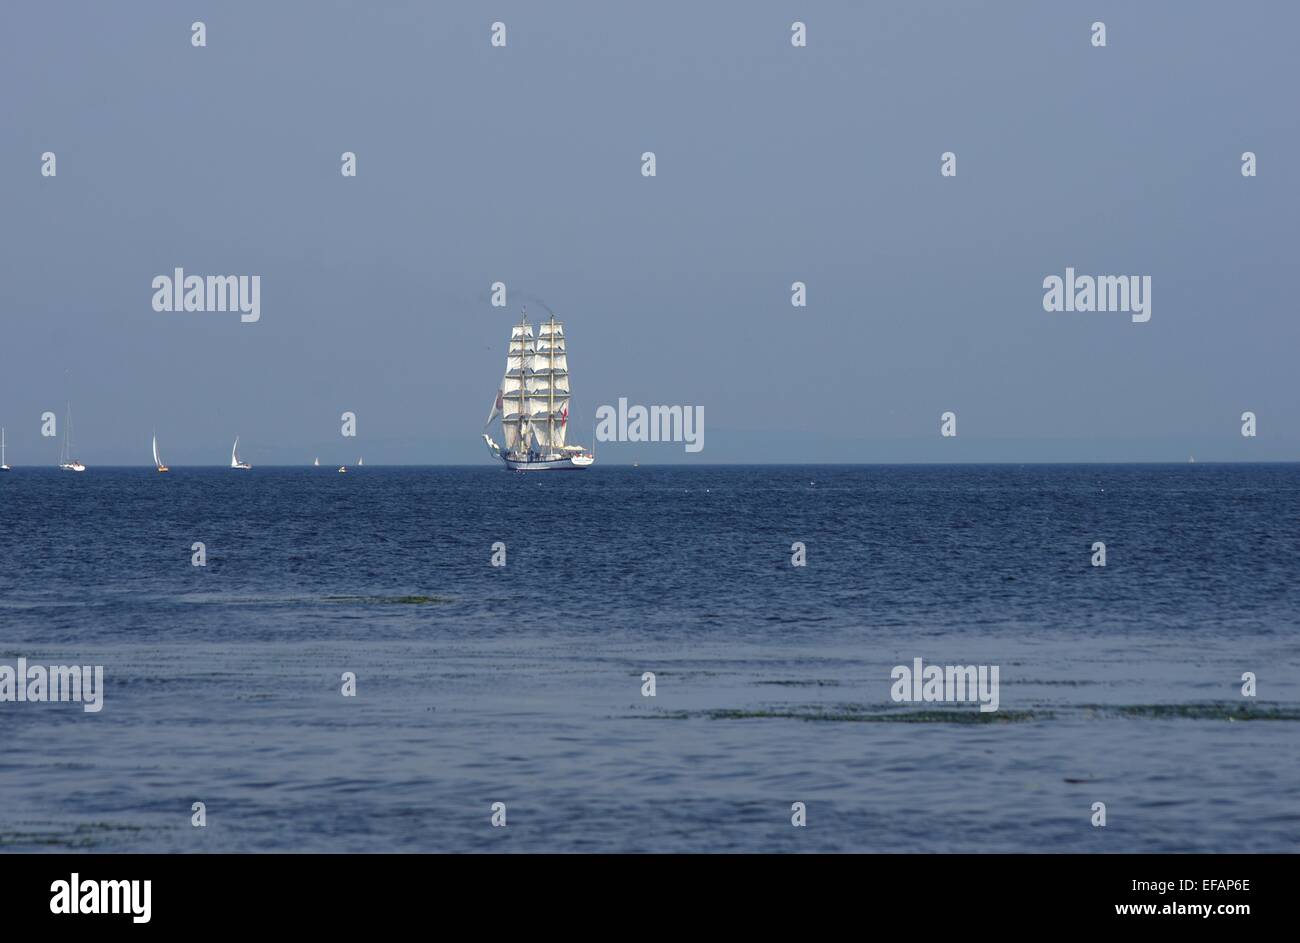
[230,436,252,470]
[59,404,86,472]
[152,431,169,473]
[1,427,10,471]
[357,456,363,467]
[313,457,320,467]
[483,308,595,471]
[337,464,347,473]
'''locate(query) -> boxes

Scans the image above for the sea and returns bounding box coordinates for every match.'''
[1,464,1297,853]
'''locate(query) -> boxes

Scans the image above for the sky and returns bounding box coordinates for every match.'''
[1,1,1297,465]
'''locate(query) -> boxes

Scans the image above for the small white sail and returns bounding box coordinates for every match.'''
[231,436,251,470]
[152,431,170,472]
[1,427,9,470]
[59,403,86,471]
[314,457,320,466]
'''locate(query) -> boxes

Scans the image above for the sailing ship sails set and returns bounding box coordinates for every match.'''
[483,309,594,471]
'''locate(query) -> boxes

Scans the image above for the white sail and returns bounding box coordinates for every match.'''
[525,375,569,395]
[502,418,521,451]
[231,437,239,467]
[152,433,162,468]
[532,317,567,452]
[532,353,567,372]
[314,457,320,466]
[501,375,525,450]
[499,318,536,453]
[59,403,85,470]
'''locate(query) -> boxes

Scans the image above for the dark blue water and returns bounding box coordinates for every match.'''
[1,465,1297,851]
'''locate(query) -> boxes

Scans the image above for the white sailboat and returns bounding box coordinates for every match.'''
[313,457,320,467]
[483,308,594,471]
[59,404,86,472]
[357,456,363,467]
[152,431,169,473]
[1,427,10,471]
[338,464,347,473]
[231,436,252,470]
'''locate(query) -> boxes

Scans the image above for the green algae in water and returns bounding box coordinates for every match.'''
[324,594,451,605]
[1095,702,1300,721]
[0,822,145,849]
[703,707,1045,724]
[627,705,1047,723]
[630,701,1300,724]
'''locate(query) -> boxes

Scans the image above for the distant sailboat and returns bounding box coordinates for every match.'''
[231,436,252,470]
[337,465,347,473]
[59,404,86,472]
[152,431,169,473]
[1,427,10,471]
[313,457,320,467]
[357,456,363,467]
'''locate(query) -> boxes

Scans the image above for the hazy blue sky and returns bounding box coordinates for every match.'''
[1,1,1296,464]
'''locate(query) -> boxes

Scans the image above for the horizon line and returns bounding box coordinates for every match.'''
[3,460,1299,469]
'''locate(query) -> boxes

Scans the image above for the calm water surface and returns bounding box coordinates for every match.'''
[0,465,1297,851]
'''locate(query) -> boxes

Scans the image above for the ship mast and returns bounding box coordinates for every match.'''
[547,313,556,457]
[512,306,522,457]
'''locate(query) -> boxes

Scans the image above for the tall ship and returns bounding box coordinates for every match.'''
[483,308,594,471]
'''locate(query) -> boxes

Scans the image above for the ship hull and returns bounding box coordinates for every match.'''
[503,456,592,471]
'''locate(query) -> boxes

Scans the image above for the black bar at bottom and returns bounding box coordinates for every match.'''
[0,853,1280,929]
